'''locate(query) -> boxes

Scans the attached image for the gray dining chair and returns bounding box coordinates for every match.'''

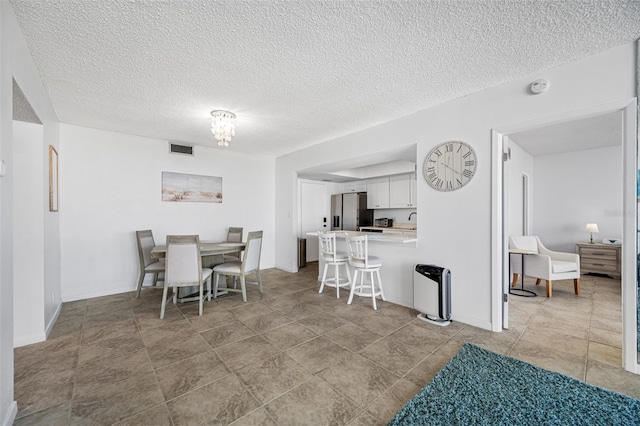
[135,230,165,297]
[213,230,263,302]
[223,227,244,263]
[161,235,213,319]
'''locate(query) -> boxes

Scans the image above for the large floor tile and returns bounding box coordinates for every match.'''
[214,335,281,372]
[113,403,173,426]
[70,372,164,425]
[264,377,361,426]
[167,374,260,425]
[199,321,257,349]
[146,333,212,369]
[74,348,153,396]
[365,379,421,424]
[155,350,231,401]
[261,322,317,350]
[285,336,352,374]
[235,353,313,404]
[324,322,384,352]
[358,337,429,377]
[509,339,587,381]
[317,352,399,408]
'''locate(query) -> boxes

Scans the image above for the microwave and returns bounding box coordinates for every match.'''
[374,218,393,228]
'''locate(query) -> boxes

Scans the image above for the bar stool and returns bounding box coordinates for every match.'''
[318,231,351,298]
[346,234,385,310]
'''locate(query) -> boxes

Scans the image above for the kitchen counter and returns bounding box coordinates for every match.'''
[306,230,416,244]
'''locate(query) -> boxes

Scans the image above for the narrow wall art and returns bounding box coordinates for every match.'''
[49,145,58,212]
[162,171,223,203]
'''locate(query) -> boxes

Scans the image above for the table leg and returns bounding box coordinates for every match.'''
[509,253,536,297]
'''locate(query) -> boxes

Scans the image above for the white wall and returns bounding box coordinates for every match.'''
[533,146,622,252]
[1,3,61,423]
[275,43,636,331]
[13,121,45,347]
[59,124,276,301]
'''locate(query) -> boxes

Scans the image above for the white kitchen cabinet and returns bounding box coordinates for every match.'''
[341,180,366,193]
[389,173,417,208]
[366,178,390,209]
[410,173,417,207]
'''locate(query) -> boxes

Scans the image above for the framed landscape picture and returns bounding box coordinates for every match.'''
[49,145,58,212]
[162,171,222,203]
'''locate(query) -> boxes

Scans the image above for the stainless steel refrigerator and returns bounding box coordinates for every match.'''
[331,192,373,231]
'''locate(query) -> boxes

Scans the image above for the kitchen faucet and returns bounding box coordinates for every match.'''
[408,212,417,221]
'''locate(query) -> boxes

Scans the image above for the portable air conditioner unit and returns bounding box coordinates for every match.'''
[414,264,451,326]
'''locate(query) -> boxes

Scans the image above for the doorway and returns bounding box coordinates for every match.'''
[12,78,46,347]
[492,99,638,374]
[299,180,330,263]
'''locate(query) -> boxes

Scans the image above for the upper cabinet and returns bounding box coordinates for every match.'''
[369,173,417,209]
[366,178,390,209]
[341,180,367,193]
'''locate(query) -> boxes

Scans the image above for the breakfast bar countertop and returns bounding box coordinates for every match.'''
[306,230,417,244]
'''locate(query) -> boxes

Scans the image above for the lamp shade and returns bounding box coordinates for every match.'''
[585,223,599,233]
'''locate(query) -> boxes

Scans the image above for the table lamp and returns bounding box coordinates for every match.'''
[586,223,599,244]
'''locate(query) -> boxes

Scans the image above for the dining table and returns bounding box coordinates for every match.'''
[151,240,246,301]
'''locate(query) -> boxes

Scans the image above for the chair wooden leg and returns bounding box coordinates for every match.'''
[335,264,341,298]
[511,273,519,288]
[198,283,203,316]
[240,275,247,302]
[347,270,358,305]
[256,269,263,294]
[546,280,553,298]
[319,264,329,293]
[136,272,146,298]
[213,273,220,299]
[160,283,169,319]
[370,271,377,311]
[376,269,385,301]
[574,278,580,295]
[535,278,541,285]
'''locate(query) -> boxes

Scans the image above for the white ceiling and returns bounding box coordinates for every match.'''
[509,111,622,157]
[9,1,640,158]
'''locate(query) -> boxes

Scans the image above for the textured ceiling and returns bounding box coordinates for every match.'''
[9,0,640,157]
[509,111,622,157]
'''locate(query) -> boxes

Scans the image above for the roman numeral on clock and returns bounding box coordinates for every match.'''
[463,169,473,178]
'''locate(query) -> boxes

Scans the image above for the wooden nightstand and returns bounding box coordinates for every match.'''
[575,242,621,279]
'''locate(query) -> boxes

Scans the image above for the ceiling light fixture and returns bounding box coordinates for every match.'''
[210,110,236,147]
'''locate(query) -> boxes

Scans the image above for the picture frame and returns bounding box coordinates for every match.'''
[49,145,58,212]
[161,171,222,203]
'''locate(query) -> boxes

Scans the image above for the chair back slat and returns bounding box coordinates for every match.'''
[136,230,159,268]
[166,235,201,286]
[227,227,243,243]
[318,231,338,262]
[242,231,263,273]
[346,234,369,268]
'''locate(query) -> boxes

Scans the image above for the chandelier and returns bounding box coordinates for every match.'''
[210,110,236,147]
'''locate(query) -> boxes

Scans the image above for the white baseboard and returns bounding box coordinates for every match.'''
[14,331,47,348]
[45,301,62,338]
[2,401,17,426]
[62,286,136,303]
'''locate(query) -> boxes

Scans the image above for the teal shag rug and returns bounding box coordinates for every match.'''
[388,343,640,426]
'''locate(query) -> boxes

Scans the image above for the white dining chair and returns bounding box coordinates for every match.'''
[161,235,213,319]
[317,231,351,298]
[213,230,263,302]
[135,229,165,298]
[223,227,244,263]
[346,234,385,310]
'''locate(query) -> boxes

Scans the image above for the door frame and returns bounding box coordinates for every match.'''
[491,98,638,373]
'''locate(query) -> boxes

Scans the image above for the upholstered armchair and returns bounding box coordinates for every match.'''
[509,236,580,298]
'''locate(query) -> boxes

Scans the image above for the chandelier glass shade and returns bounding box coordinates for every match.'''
[210,110,236,147]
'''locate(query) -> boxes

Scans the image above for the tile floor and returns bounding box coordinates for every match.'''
[13,265,640,425]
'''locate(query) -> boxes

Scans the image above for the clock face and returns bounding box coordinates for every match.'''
[423,141,477,191]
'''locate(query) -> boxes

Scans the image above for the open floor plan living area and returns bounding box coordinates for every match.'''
[2,1,640,425]
[12,266,640,425]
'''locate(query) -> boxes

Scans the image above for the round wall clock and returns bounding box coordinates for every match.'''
[423,141,477,191]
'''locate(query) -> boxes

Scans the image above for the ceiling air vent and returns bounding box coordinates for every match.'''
[169,142,194,156]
